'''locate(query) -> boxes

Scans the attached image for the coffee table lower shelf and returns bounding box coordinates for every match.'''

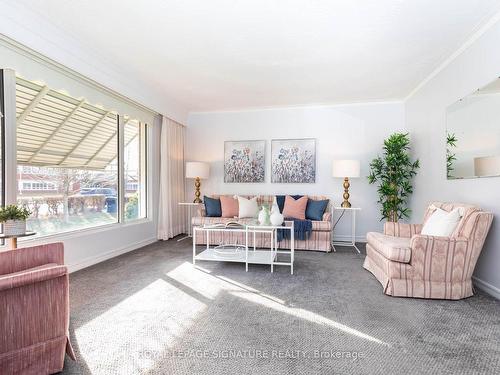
[197,247,278,263]
[194,247,292,273]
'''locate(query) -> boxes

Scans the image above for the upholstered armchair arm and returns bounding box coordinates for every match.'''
[323,211,332,222]
[0,242,64,275]
[0,263,67,292]
[384,222,423,238]
[409,234,469,280]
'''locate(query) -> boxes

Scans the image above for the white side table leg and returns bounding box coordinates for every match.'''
[291,224,294,275]
[270,230,274,273]
[352,210,360,253]
[178,205,194,242]
[192,228,196,265]
[331,206,336,252]
[245,228,249,272]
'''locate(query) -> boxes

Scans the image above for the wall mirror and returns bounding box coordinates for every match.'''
[446,76,500,179]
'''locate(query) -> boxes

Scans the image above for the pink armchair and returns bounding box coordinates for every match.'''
[364,202,493,300]
[0,243,75,374]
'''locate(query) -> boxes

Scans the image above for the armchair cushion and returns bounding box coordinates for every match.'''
[366,232,412,263]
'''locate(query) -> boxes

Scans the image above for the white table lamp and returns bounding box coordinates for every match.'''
[332,160,360,208]
[186,162,210,203]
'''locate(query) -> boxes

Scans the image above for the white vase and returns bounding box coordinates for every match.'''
[270,211,284,226]
[258,206,271,225]
[3,220,26,236]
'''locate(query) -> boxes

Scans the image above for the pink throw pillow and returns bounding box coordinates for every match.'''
[282,195,308,220]
[220,196,239,218]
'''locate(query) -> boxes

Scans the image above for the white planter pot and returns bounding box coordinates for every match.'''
[3,220,26,236]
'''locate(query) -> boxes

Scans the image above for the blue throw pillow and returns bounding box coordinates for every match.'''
[276,195,303,213]
[204,196,222,217]
[306,199,329,221]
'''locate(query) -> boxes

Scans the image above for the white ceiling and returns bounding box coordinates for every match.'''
[7,0,500,112]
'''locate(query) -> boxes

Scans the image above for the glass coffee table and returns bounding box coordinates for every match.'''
[192,221,295,274]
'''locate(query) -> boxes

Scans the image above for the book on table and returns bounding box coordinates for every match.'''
[205,221,246,229]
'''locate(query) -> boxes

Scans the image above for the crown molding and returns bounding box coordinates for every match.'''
[188,99,404,116]
[405,10,500,101]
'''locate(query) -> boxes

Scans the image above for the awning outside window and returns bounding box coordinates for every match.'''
[16,77,138,170]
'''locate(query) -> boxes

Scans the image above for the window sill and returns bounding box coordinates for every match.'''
[3,217,154,248]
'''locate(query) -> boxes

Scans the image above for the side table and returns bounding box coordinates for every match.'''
[177,202,201,242]
[331,207,361,253]
[0,232,36,250]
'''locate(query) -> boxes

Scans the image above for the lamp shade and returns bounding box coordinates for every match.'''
[474,156,500,177]
[186,162,210,179]
[332,160,360,178]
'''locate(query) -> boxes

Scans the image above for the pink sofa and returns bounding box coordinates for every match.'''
[364,202,493,300]
[193,195,332,252]
[0,243,75,374]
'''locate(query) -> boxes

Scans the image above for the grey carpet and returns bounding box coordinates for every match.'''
[62,239,500,375]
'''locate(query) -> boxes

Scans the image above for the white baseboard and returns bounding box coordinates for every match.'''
[67,237,158,273]
[332,234,367,243]
[472,276,500,300]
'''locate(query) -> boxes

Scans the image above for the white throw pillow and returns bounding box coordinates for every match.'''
[421,208,462,237]
[235,196,259,218]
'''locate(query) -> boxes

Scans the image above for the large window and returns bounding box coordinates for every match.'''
[14,76,147,238]
[124,118,147,221]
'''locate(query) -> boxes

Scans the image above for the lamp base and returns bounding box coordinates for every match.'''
[193,177,202,203]
[341,200,351,208]
[341,177,352,208]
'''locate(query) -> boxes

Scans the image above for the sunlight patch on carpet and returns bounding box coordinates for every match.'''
[231,290,389,346]
[75,278,207,373]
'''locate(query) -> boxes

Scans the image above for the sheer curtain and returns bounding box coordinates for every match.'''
[157,116,186,240]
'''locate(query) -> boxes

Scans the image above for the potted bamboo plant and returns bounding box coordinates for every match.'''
[0,205,32,236]
[368,133,419,222]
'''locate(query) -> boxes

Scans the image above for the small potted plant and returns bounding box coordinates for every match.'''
[0,205,32,236]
